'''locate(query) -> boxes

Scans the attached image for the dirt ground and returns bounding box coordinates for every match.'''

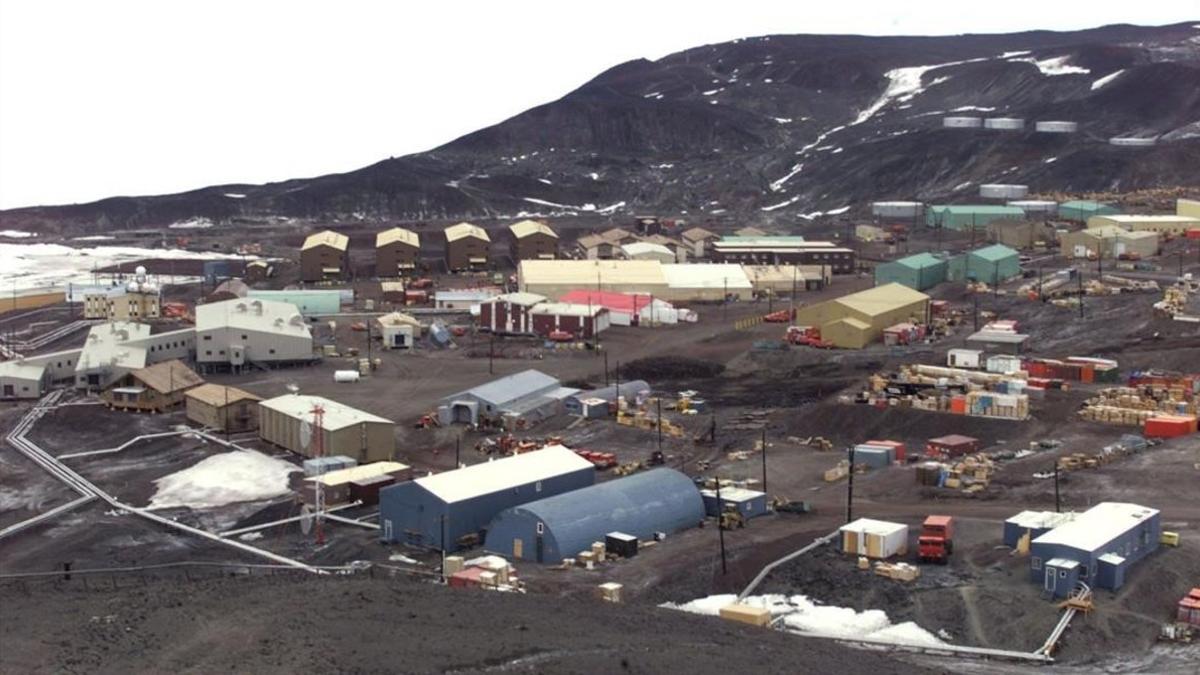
[2,238,1199,671]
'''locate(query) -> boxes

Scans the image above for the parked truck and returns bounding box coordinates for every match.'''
[918,515,954,564]
[786,325,834,349]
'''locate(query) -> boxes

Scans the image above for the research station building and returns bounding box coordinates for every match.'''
[194,298,315,371]
[375,227,420,277]
[445,222,491,271]
[485,468,704,563]
[258,394,396,463]
[185,383,262,433]
[873,253,947,291]
[792,283,930,349]
[508,220,559,261]
[300,230,350,282]
[378,445,595,550]
[1030,502,1160,598]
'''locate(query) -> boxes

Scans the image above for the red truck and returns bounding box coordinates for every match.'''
[785,325,834,349]
[918,515,954,564]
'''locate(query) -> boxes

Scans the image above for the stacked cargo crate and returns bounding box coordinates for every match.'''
[1080,385,1198,435]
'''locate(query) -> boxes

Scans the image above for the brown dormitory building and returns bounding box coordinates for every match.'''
[444,222,491,271]
[300,230,350,282]
[375,226,421,277]
[508,220,559,261]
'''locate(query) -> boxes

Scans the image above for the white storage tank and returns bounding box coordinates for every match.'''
[1109,136,1157,147]
[984,117,1026,130]
[1035,121,1078,133]
[333,370,361,383]
[980,184,1029,199]
[871,201,925,219]
[1007,200,1058,215]
[943,116,983,128]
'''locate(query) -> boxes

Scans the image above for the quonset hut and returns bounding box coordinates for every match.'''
[484,468,704,563]
[378,445,595,550]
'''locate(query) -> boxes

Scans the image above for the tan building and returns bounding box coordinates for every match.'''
[84,277,161,320]
[509,220,559,261]
[792,283,930,349]
[987,220,1057,249]
[680,227,719,258]
[1087,214,1200,236]
[1060,226,1159,259]
[743,265,831,294]
[300,230,350,282]
[185,383,262,432]
[194,298,314,370]
[1179,198,1200,219]
[258,394,396,463]
[102,359,204,412]
[444,222,490,271]
[375,227,420,277]
[641,234,688,262]
[518,259,669,299]
[599,227,636,245]
[576,234,616,260]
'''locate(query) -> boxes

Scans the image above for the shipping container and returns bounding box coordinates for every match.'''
[839,518,908,559]
[1144,415,1197,438]
[926,434,979,458]
[864,439,906,461]
[852,445,894,469]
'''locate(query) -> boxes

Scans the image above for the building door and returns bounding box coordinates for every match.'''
[536,521,545,563]
[1044,565,1056,594]
[2,385,12,397]
[383,519,393,542]
[513,538,523,560]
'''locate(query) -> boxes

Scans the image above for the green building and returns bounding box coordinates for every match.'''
[1058,200,1119,222]
[947,244,1021,284]
[247,289,342,316]
[874,252,948,291]
[926,205,1026,231]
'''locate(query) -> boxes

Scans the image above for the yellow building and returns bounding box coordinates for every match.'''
[1059,226,1159,259]
[792,283,930,349]
[84,286,160,320]
[1087,214,1200,236]
[1178,198,1200,219]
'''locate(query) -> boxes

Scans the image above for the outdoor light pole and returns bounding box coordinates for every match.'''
[760,426,768,493]
[715,477,728,575]
[845,446,855,524]
[1053,462,1061,513]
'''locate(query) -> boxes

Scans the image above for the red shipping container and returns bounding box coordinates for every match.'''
[1179,598,1200,627]
[1186,229,1200,240]
[449,567,487,588]
[1143,415,1197,438]
[950,396,967,414]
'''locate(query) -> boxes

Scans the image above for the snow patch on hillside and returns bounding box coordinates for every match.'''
[761,195,802,212]
[851,56,990,127]
[223,193,246,199]
[0,230,36,238]
[663,593,945,647]
[1008,55,1090,76]
[168,217,214,230]
[1090,69,1125,91]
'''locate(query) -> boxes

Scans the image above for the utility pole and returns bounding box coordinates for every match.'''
[760,426,768,493]
[722,277,728,323]
[1038,266,1044,302]
[1053,462,1061,513]
[440,514,448,578]
[846,446,855,524]
[603,351,609,386]
[455,434,461,469]
[973,293,980,332]
[1078,269,1085,318]
[366,315,373,370]
[488,333,494,374]
[656,396,663,455]
[993,260,999,298]
[715,477,728,575]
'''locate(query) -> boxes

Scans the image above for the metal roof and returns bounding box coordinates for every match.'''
[558,290,663,313]
[621,242,674,259]
[185,383,261,407]
[129,359,204,394]
[306,461,409,487]
[569,380,650,403]
[1032,502,1159,551]
[576,234,608,249]
[486,468,704,557]
[929,205,1025,215]
[889,252,946,270]
[835,283,929,317]
[77,322,153,372]
[0,361,47,380]
[445,222,489,243]
[259,394,394,431]
[302,230,349,251]
[1095,215,1200,225]
[490,292,547,306]
[195,298,312,337]
[680,227,718,242]
[599,227,634,242]
[529,302,603,317]
[416,445,593,504]
[969,244,1019,262]
[519,259,668,287]
[509,220,558,239]
[839,518,907,536]
[448,369,561,408]
[376,227,419,249]
[662,263,752,290]
[967,330,1029,344]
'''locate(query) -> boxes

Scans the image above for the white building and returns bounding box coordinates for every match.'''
[194,298,314,371]
[621,241,677,264]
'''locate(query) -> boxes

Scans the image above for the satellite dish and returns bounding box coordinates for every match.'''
[300,420,312,449]
[299,504,314,535]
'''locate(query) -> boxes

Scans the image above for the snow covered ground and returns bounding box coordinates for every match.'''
[0,242,253,292]
[0,230,37,238]
[168,217,215,230]
[1090,69,1124,90]
[1007,55,1090,76]
[663,593,945,648]
[148,450,299,510]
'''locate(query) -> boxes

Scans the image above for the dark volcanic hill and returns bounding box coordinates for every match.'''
[5,22,1200,233]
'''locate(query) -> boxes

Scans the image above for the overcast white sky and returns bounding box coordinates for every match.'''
[1,1,1196,209]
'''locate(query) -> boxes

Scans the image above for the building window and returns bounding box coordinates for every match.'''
[219,350,225,356]
[205,350,212,356]
[1059,570,1067,579]
[1031,557,1042,570]
[1079,565,1088,579]
[241,335,248,341]
[535,481,542,493]
[203,335,212,341]
[269,349,276,355]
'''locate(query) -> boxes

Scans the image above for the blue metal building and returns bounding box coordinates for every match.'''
[699,486,769,519]
[1002,510,1075,548]
[484,468,704,562]
[378,445,595,550]
[1029,502,1161,598]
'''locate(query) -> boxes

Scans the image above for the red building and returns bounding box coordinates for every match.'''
[529,303,611,339]
[478,292,547,335]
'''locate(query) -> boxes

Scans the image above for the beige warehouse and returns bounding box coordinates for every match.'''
[1060,226,1159,259]
[1178,198,1200,219]
[185,383,262,433]
[258,394,396,463]
[518,259,669,299]
[1087,214,1200,236]
[792,283,930,349]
